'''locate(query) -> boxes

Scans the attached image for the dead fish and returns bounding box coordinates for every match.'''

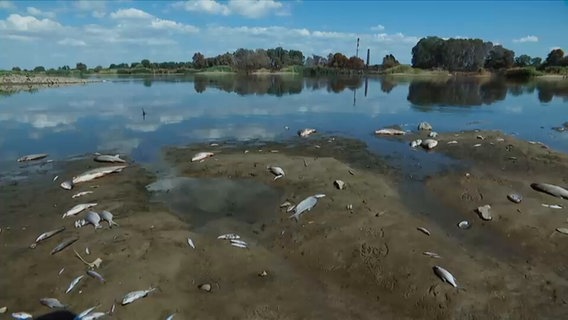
[421,139,438,150]
[53,175,59,182]
[75,219,87,228]
[121,287,156,305]
[0,306,6,313]
[166,313,176,320]
[531,183,568,199]
[72,191,94,199]
[289,194,326,221]
[473,143,482,147]
[231,242,248,249]
[94,154,126,163]
[268,166,285,180]
[11,312,33,319]
[60,180,74,190]
[417,122,432,131]
[76,305,99,319]
[17,153,48,162]
[287,204,296,213]
[423,251,441,258]
[230,239,247,246]
[87,269,105,283]
[58,268,65,276]
[85,211,102,229]
[191,152,214,162]
[410,139,422,148]
[51,237,79,255]
[64,165,127,189]
[187,237,195,249]
[39,298,66,309]
[65,275,84,293]
[374,128,405,135]
[542,204,563,209]
[507,193,522,204]
[99,210,119,228]
[62,203,98,218]
[417,227,431,236]
[218,233,240,240]
[279,201,292,208]
[428,131,438,138]
[458,220,471,229]
[556,227,568,235]
[433,265,458,288]
[82,312,106,320]
[334,180,345,190]
[35,226,65,243]
[447,140,458,144]
[298,128,316,137]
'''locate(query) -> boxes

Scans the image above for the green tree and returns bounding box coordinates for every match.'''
[530,57,542,67]
[411,36,444,69]
[94,65,103,73]
[484,45,515,70]
[544,48,564,66]
[192,52,207,69]
[328,52,349,68]
[141,59,151,68]
[382,54,400,69]
[11,66,21,71]
[514,54,531,67]
[76,62,87,71]
[33,66,45,72]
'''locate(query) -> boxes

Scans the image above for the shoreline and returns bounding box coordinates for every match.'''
[1,131,568,318]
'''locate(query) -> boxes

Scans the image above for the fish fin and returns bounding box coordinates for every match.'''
[274,175,282,181]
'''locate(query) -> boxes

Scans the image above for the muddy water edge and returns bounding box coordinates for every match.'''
[0,134,567,319]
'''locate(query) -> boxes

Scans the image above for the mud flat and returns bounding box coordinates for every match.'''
[1,136,568,319]
[0,74,98,93]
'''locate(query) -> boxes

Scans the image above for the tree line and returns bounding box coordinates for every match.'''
[411,36,567,72]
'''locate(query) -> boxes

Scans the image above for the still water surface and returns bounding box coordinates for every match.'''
[1,75,567,179]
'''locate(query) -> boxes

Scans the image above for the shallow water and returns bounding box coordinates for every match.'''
[147,176,282,227]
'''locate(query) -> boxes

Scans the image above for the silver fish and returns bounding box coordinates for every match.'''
[76,305,99,319]
[85,211,102,229]
[63,203,98,218]
[99,210,119,227]
[17,153,48,162]
[51,237,79,255]
[36,226,65,243]
[218,233,240,240]
[231,242,248,249]
[542,204,563,209]
[75,219,87,228]
[187,238,195,249]
[39,298,66,309]
[121,287,156,305]
[58,268,65,276]
[191,152,214,162]
[507,193,522,203]
[71,165,128,185]
[66,275,84,293]
[166,313,176,320]
[423,251,441,258]
[531,183,568,199]
[72,191,94,199]
[230,239,247,246]
[374,128,405,135]
[433,265,458,288]
[417,227,431,236]
[298,128,316,137]
[94,154,126,163]
[87,270,105,283]
[289,194,326,221]
[11,312,33,319]
[60,180,74,190]
[82,312,106,320]
[268,166,285,180]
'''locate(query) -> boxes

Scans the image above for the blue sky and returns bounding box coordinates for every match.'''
[0,0,567,69]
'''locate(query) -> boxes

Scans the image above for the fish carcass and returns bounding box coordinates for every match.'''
[298,128,316,137]
[191,152,214,162]
[433,265,458,288]
[94,154,126,163]
[268,166,285,180]
[62,203,98,218]
[121,288,156,305]
[531,183,568,199]
[289,194,326,221]
[99,210,119,227]
[375,128,406,136]
[17,153,48,162]
[60,165,127,190]
[85,211,102,229]
[35,227,65,243]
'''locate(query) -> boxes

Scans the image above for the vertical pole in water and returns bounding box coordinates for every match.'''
[356,38,360,58]
[366,49,370,68]
[364,77,368,97]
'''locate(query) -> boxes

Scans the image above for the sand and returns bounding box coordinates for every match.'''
[0,74,97,94]
[1,134,567,319]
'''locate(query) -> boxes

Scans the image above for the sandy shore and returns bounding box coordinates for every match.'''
[0,74,98,93]
[1,134,568,319]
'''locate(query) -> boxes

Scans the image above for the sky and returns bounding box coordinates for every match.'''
[0,0,567,70]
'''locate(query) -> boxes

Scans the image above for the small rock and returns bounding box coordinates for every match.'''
[258,270,268,277]
[198,283,212,292]
[334,180,345,190]
[477,205,492,221]
[418,122,433,131]
[458,220,471,229]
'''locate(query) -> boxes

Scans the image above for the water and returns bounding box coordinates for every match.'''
[0,75,567,175]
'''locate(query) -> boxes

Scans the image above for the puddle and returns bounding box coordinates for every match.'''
[146,176,282,227]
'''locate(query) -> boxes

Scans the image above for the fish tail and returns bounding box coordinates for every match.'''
[112,221,120,227]
[288,213,300,221]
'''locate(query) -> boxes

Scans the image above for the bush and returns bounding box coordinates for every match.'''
[504,67,543,79]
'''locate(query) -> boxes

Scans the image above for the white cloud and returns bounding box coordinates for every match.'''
[110,8,153,19]
[513,35,538,43]
[151,18,199,33]
[173,0,284,18]
[0,14,62,33]
[371,24,385,31]
[0,1,16,10]
[57,38,87,47]
[26,7,56,19]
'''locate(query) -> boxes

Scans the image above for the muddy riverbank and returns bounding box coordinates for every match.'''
[1,134,567,319]
[0,74,98,94]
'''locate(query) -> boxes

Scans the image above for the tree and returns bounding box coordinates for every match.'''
[484,45,515,70]
[411,36,444,69]
[382,54,400,69]
[11,66,21,71]
[347,56,365,69]
[192,52,207,69]
[530,57,542,68]
[33,66,45,72]
[514,54,531,67]
[328,52,349,68]
[141,59,151,68]
[544,48,564,67]
[76,62,87,71]
[94,65,103,73]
